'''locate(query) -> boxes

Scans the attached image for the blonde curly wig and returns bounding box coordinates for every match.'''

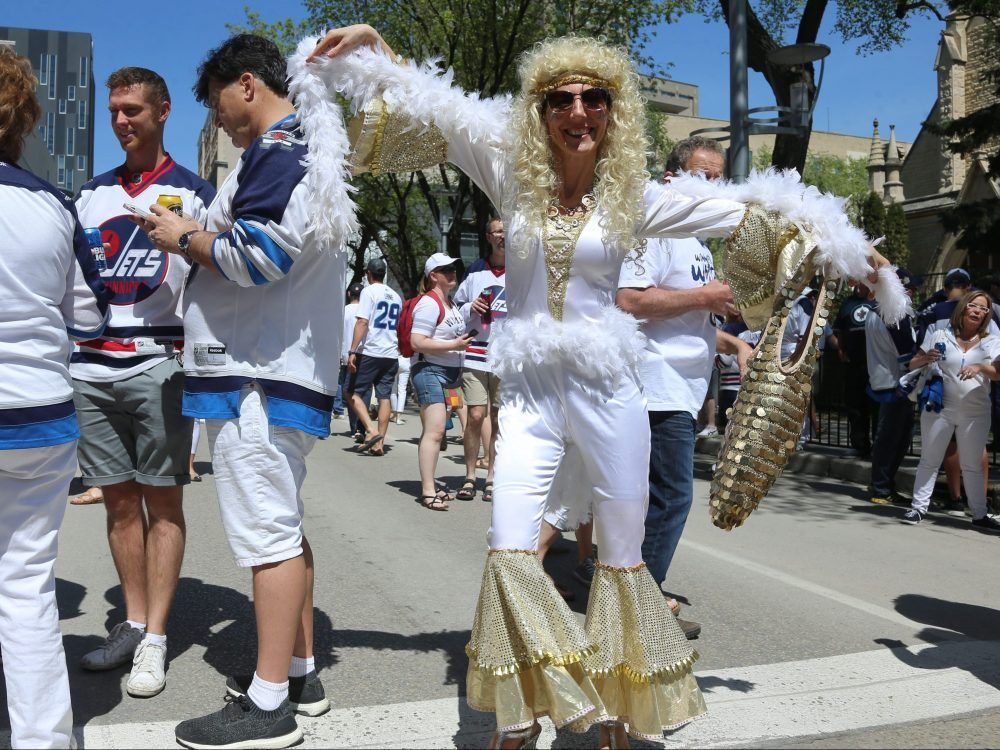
[507,36,650,256]
[0,48,42,164]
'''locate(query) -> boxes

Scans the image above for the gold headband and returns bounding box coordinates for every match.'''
[531,73,619,95]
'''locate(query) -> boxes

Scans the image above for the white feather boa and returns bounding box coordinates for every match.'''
[307,43,512,149]
[286,38,360,253]
[489,307,647,389]
[668,169,912,324]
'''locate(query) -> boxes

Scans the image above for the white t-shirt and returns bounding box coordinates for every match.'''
[619,237,717,416]
[921,328,1000,412]
[356,283,402,359]
[342,302,359,364]
[411,293,465,368]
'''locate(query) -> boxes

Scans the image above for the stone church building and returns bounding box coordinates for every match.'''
[867,12,998,283]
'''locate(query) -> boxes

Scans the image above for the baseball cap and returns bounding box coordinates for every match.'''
[347,282,364,298]
[895,268,919,289]
[423,252,458,276]
[365,257,387,275]
[944,268,971,287]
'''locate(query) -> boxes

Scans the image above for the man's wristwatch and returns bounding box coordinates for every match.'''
[177,231,194,261]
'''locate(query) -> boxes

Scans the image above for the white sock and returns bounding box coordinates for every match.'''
[289,655,314,678]
[126,620,146,632]
[247,673,287,711]
[142,632,167,647]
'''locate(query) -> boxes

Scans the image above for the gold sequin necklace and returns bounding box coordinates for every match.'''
[543,191,596,320]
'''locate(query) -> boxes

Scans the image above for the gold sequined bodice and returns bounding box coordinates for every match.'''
[543,196,596,321]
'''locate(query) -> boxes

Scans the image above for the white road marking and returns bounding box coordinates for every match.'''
[678,538,960,639]
[8,640,999,749]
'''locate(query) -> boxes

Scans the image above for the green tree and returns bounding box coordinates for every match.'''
[753,145,868,219]
[929,0,1000,266]
[694,1,947,172]
[232,0,690,294]
[860,191,886,242]
[883,201,910,266]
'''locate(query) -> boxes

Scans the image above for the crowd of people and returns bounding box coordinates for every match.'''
[0,18,987,750]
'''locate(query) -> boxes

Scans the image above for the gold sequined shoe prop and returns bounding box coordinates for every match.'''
[466,550,607,735]
[710,205,837,530]
[581,561,706,741]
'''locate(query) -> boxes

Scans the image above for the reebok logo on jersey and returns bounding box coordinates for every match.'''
[98,214,169,306]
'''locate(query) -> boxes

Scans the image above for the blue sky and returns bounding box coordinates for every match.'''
[5,1,945,172]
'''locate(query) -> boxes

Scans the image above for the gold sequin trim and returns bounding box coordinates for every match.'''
[594,560,647,573]
[347,95,448,176]
[532,74,620,94]
[466,643,600,678]
[488,548,537,556]
[544,204,593,320]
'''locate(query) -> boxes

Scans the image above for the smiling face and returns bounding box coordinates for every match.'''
[543,83,610,163]
[962,293,991,333]
[208,75,254,149]
[108,84,168,157]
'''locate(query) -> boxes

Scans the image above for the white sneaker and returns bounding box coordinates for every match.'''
[696,425,718,438]
[127,640,167,697]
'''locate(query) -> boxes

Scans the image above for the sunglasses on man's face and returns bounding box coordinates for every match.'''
[543,87,612,113]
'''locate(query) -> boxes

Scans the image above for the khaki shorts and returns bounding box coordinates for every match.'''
[73,357,191,487]
[461,368,501,409]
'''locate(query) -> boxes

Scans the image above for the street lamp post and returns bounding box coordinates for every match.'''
[729,0,750,183]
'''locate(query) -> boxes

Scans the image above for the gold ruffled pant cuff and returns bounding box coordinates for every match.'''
[582,561,708,740]
[465,550,606,733]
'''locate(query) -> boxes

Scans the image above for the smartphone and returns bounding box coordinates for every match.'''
[466,329,479,339]
[123,201,153,220]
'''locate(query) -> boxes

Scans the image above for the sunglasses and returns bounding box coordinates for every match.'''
[543,88,612,113]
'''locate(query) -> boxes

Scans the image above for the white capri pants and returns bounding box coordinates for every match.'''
[207,385,317,568]
[391,355,411,413]
[0,441,76,748]
[489,363,649,568]
[911,406,990,518]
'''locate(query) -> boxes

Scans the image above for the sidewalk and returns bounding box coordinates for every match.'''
[695,435,1000,510]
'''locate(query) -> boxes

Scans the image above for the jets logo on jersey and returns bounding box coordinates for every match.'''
[98,215,169,306]
[484,285,507,321]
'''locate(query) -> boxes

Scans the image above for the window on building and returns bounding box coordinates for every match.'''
[68,84,76,101]
[46,112,55,154]
[66,127,74,155]
[38,53,48,86]
[57,155,66,186]
[77,155,86,172]
[78,99,87,129]
[58,99,67,114]
[79,56,88,87]
[48,55,57,100]
[66,168,74,192]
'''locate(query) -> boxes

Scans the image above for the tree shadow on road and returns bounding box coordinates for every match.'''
[873,594,1000,692]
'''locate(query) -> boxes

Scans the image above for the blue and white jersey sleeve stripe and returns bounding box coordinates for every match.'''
[210,128,310,287]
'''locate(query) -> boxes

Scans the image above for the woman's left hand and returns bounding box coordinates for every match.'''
[958,363,982,381]
[307,25,394,62]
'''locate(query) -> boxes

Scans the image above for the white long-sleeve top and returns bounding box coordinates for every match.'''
[0,161,108,448]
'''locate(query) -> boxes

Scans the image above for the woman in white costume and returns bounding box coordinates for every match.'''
[303,26,897,748]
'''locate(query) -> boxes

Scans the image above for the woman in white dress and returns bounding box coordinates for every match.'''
[301,26,897,749]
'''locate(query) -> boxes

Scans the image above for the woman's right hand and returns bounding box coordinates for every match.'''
[452,333,475,351]
[307,25,390,61]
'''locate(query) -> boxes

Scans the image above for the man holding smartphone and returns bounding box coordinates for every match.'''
[73,67,214,698]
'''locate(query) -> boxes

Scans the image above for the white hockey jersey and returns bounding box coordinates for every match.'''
[72,155,215,382]
[182,116,347,438]
[453,259,507,372]
[0,162,109,448]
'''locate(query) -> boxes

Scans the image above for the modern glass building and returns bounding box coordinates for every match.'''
[0,26,95,195]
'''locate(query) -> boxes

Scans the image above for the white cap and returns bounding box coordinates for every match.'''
[424,252,458,276]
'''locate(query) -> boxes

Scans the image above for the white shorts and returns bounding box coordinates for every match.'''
[207,384,316,568]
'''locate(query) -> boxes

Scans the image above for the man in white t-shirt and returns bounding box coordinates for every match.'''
[337,282,364,432]
[617,138,751,639]
[347,259,402,455]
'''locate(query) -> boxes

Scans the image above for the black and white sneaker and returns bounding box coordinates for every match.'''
[971,515,1000,533]
[226,671,330,717]
[174,695,302,749]
[901,509,924,525]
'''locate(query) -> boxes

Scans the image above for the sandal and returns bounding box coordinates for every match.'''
[482,481,493,503]
[70,487,104,505]
[598,721,629,750]
[419,494,449,511]
[456,479,477,501]
[488,722,541,750]
[354,434,384,453]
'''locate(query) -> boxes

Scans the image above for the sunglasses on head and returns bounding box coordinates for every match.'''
[543,87,612,113]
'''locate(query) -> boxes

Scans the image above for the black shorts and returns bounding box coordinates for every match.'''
[346,354,399,400]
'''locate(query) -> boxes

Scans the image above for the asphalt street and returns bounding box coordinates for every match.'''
[2,408,999,748]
